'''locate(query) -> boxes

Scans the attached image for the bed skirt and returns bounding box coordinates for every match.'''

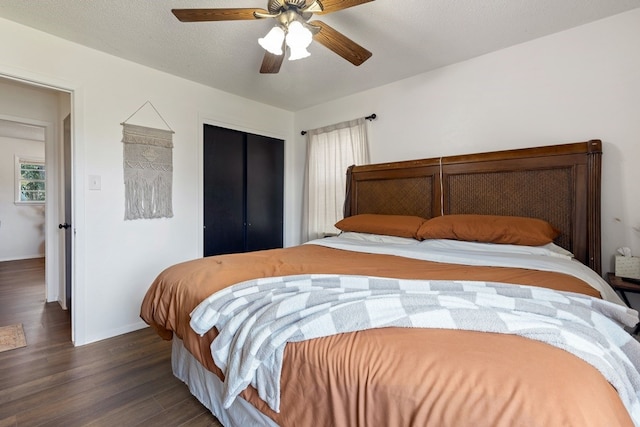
[171,338,278,427]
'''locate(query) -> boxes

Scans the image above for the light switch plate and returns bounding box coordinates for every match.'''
[89,175,101,190]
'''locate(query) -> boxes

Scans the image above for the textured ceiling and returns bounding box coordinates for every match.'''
[1,0,639,111]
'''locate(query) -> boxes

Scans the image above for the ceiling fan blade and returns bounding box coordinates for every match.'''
[172,8,268,22]
[309,20,372,66]
[315,0,374,14]
[260,51,285,74]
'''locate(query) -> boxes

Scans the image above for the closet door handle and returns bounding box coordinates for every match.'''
[58,223,71,229]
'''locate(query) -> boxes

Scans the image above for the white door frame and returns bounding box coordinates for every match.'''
[0,68,86,345]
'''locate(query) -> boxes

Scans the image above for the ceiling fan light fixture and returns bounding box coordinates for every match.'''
[286,21,313,49]
[288,46,311,61]
[258,26,285,55]
[175,0,374,73]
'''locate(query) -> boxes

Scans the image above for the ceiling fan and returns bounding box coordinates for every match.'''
[172,0,374,74]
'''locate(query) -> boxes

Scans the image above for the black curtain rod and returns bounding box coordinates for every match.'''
[301,113,377,136]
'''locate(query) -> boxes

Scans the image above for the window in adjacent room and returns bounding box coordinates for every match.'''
[15,156,46,204]
[304,117,370,240]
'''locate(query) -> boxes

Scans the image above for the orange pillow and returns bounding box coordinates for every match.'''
[335,214,427,239]
[416,214,560,246]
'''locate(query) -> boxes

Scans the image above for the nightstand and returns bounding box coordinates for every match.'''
[606,272,640,334]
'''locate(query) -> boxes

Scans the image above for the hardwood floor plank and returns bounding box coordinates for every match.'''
[129,395,215,426]
[0,414,17,427]
[0,259,223,427]
[13,352,172,424]
[181,412,225,427]
[83,394,164,427]
[153,382,196,409]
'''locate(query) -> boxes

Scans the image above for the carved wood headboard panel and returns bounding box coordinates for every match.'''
[344,140,602,273]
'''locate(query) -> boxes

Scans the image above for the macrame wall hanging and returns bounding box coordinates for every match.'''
[121,101,174,220]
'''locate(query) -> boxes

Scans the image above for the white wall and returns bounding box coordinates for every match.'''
[0,17,296,345]
[295,8,640,278]
[0,135,45,261]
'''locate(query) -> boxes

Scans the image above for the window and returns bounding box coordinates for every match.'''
[15,157,46,204]
[304,118,370,240]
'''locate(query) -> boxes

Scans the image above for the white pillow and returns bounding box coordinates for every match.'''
[418,239,574,259]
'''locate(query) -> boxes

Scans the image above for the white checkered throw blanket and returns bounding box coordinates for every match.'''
[189,274,640,422]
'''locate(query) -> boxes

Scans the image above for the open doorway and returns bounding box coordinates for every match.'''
[0,76,72,340]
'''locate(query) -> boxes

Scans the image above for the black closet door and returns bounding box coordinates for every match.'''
[203,124,284,256]
[246,134,284,251]
[203,125,245,256]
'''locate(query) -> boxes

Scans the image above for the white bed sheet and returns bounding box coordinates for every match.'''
[308,234,625,305]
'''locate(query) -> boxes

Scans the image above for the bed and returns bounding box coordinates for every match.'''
[141,139,640,426]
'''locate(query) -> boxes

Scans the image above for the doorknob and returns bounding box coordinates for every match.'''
[58,223,71,229]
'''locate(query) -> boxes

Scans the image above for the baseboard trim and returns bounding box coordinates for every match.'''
[0,255,45,263]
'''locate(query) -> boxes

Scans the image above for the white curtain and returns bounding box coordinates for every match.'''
[304,118,370,241]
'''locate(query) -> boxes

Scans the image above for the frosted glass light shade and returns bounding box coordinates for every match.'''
[258,26,285,55]
[286,21,312,61]
[286,21,312,49]
[289,46,311,61]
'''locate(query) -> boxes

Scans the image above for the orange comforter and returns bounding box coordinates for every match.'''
[140,244,633,426]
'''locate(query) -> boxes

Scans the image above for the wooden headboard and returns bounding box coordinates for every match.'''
[344,140,602,274]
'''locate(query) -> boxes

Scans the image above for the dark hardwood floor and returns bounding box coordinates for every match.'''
[0,258,222,427]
